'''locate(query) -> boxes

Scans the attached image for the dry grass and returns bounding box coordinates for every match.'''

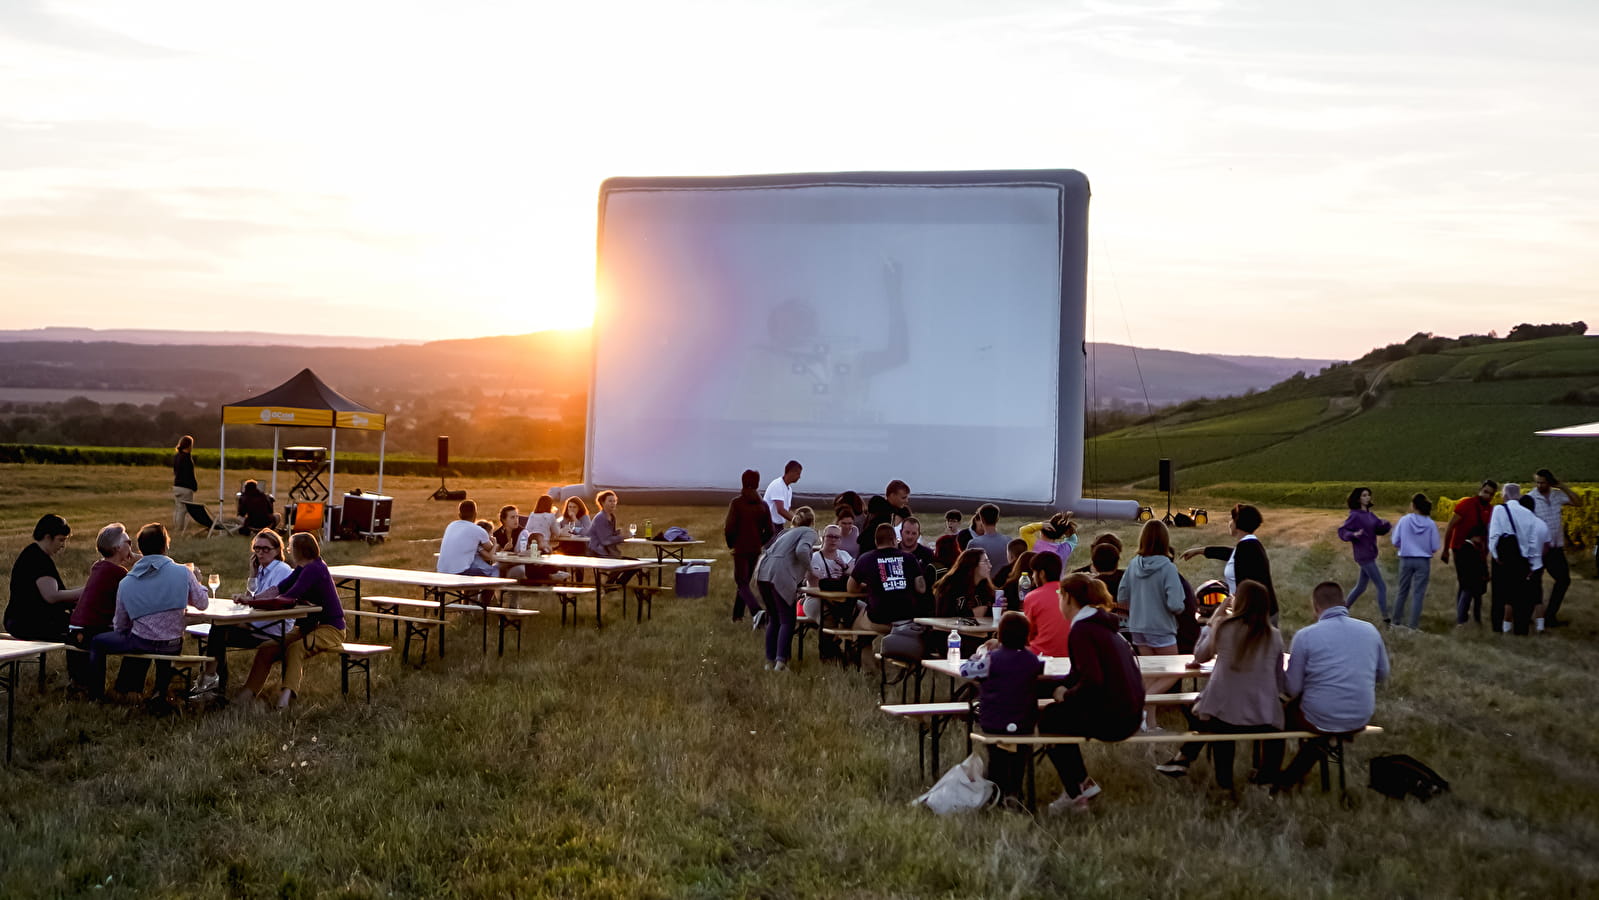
[2,464,1598,898]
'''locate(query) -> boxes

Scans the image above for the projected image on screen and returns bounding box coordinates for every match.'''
[589,173,1085,506]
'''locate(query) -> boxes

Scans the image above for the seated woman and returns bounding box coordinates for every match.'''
[557,497,591,539]
[958,611,1043,804]
[1039,572,1145,812]
[5,514,84,642]
[518,496,559,555]
[236,480,280,534]
[998,550,1038,609]
[199,529,295,695]
[932,548,996,620]
[1154,579,1286,790]
[238,532,346,709]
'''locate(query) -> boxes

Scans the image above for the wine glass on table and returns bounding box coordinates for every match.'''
[629,523,637,537]
[208,572,221,598]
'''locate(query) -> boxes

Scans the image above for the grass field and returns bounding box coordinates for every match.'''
[3,464,1599,897]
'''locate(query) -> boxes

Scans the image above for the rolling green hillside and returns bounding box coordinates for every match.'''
[1086,334,1599,488]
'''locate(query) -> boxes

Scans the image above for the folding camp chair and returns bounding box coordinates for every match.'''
[182,501,226,538]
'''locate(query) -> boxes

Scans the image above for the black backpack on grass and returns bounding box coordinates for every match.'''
[1369,754,1449,801]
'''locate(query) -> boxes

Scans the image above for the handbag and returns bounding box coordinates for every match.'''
[912,751,999,814]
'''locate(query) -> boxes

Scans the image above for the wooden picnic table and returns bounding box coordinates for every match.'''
[621,537,705,565]
[922,654,1214,683]
[186,602,320,691]
[326,564,516,653]
[0,639,65,764]
[493,553,649,628]
[914,616,999,637]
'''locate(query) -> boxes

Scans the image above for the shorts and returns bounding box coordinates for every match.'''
[1129,631,1177,648]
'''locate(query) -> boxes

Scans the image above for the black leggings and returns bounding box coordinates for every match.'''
[1175,712,1285,789]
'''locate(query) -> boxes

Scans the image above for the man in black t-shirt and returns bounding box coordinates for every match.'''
[850,523,926,631]
[6,514,83,641]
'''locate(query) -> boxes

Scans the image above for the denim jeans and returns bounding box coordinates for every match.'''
[89,630,183,696]
[758,581,796,663]
[1393,557,1431,629]
[1345,560,1388,618]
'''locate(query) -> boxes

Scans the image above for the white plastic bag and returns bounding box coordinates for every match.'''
[912,752,999,814]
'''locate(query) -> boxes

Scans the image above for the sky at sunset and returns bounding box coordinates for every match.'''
[2,0,1596,359]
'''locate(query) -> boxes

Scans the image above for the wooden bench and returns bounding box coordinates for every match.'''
[817,628,881,670]
[337,643,391,700]
[63,645,211,695]
[498,585,595,627]
[626,584,671,623]
[969,724,1384,806]
[881,693,1202,778]
[443,603,541,655]
[344,610,445,666]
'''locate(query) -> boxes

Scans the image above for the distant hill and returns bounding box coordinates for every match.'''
[1086,334,1599,488]
[0,329,1333,409]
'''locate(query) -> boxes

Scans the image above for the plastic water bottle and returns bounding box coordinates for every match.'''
[1019,574,1033,594]
[993,592,1007,618]
[946,629,961,661]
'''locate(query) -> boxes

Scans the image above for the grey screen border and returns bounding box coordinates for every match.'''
[576,169,1132,518]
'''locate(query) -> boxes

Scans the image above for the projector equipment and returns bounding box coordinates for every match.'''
[283,446,328,464]
[430,435,466,501]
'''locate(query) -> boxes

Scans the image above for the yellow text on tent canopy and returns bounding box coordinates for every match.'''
[221,406,386,431]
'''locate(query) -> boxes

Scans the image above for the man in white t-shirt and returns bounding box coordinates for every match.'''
[437,499,495,576]
[1531,468,1584,627]
[765,460,803,530]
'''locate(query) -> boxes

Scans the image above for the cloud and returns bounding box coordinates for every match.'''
[0,1,182,58]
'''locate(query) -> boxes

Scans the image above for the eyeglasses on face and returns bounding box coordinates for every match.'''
[252,545,275,552]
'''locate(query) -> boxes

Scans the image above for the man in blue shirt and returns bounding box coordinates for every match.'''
[1276,580,1390,791]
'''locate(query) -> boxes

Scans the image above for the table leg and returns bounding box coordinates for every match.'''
[594,570,604,629]
[4,659,16,764]
[430,588,447,658]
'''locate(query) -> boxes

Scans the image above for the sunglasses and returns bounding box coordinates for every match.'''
[252,545,276,552]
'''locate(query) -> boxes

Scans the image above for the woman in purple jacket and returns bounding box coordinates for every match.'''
[1338,487,1391,622]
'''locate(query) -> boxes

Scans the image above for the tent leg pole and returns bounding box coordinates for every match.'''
[377,432,385,496]
[326,427,337,543]
[272,428,279,501]
[219,425,226,514]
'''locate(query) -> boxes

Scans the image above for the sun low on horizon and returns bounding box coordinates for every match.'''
[2,0,1596,356]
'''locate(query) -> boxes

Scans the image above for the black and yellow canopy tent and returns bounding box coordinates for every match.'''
[218,369,388,532]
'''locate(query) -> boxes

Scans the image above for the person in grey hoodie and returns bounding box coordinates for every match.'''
[1390,493,1441,630]
[754,507,817,671]
[1117,519,1187,732]
[88,523,209,699]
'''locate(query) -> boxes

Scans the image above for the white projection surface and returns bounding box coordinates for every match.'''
[589,177,1079,505]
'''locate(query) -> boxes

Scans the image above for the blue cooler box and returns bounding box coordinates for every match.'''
[674,564,711,598]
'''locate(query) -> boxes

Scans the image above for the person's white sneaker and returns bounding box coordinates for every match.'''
[1535,618,1545,632]
[1047,784,1099,814]
[762,661,774,671]
[1502,621,1513,633]
[773,661,788,672]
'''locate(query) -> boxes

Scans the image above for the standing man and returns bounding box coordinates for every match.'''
[968,504,1011,571]
[1530,469,1584,627]
[1487,484,1549,635]
[765,460,802,534]
[1442,479,1497,626]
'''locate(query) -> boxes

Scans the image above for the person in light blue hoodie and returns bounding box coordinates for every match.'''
[1117,519,1187,732]
[89,523,208,698]
[1390,493,1441,630]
